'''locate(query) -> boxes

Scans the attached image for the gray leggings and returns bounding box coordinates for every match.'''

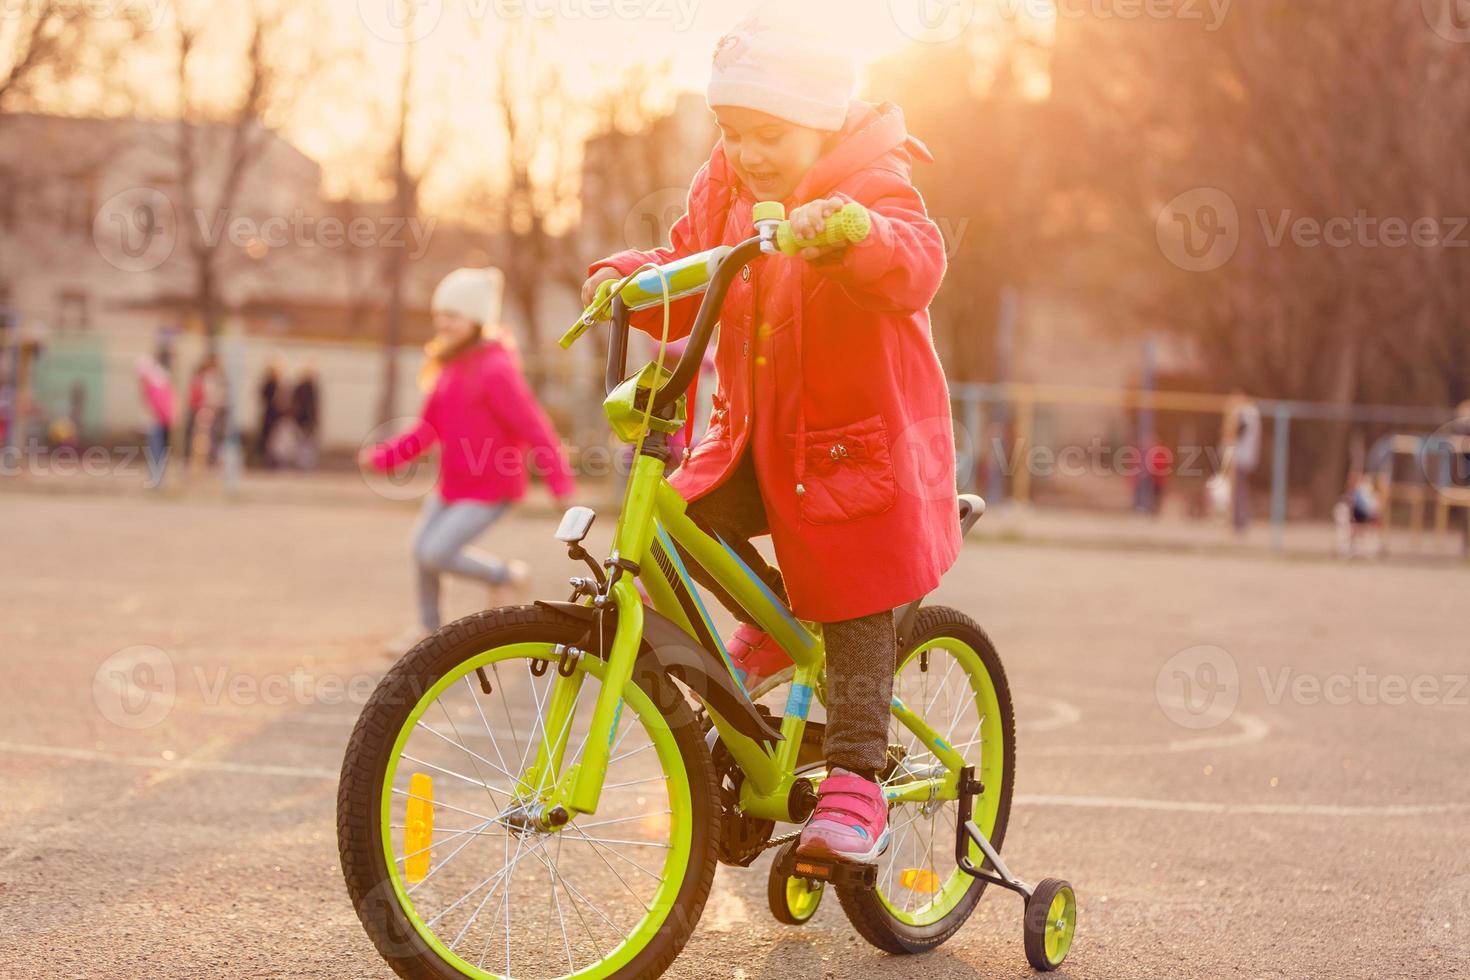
[413,494,513,632]
[676,450,897,776]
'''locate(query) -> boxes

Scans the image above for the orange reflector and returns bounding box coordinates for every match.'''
[900,868,940,892]
[404,772,434,883]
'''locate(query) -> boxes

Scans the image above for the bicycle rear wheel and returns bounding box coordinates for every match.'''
[837,605,1015,953]
[338,605,719,979]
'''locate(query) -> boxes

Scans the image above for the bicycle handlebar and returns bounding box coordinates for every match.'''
[571,201,873,408]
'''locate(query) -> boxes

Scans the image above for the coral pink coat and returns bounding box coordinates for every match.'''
[592,101,961,622]
[371,340,575,504]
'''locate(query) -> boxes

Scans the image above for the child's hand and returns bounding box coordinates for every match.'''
[788,197,849,260]
[581,268,622,307]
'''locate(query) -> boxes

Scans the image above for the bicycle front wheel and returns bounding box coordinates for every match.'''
[837,605,1016,953]
[338,605,719,980]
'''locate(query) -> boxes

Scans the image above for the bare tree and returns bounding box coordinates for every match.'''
[170,1,326,343]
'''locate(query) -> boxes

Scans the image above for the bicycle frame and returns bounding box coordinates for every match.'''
[525,448,969,825]
[526,214,968,825]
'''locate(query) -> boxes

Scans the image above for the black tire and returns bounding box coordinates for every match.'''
[767,839,824,925]
[337,604,721,980]
[836,605,1016,954]
[1024,878,1077,971]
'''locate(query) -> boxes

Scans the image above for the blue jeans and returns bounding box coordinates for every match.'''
[145,423,169,488]
[412,494,512,632]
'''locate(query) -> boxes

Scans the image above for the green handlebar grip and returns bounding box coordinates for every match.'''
[560,278,618,349]
[776,202,871,256]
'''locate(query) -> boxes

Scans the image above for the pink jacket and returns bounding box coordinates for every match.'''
[590,101,961,621]
[370,340,575,503]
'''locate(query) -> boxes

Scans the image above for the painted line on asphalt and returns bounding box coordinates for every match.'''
[1016,793,1470,817]
[0,741,337,780]
[5,741,1466,818]
[1028,710,1271,757]
[1018,697,1082,734]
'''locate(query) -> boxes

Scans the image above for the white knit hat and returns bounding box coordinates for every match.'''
[431,267,505,326]
[707,2,856,132]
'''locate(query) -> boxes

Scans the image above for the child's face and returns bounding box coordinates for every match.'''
[715,106,829,203]
[433,311,479,344]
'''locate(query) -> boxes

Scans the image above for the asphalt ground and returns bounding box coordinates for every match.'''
[2,489,1468,978]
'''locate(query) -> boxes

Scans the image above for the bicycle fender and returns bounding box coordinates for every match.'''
[534,600,783,745]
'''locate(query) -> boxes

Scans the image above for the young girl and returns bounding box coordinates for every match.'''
[582,8,961,864]
[364,267,576,657]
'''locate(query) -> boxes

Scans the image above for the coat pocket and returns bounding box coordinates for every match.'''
[793,413,897,525]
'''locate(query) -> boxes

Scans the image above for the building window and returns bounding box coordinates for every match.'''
[56,291,90,332]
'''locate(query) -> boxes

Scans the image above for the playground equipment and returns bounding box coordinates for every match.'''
[1365,430,1470,555]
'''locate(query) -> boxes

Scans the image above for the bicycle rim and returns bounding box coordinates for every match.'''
[377,642,694,979]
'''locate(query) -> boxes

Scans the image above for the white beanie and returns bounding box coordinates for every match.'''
[431,267,505,326]
[707,2,857,132]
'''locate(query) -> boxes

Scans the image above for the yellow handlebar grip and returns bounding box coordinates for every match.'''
[560,278,619,349]
[776,202,871,256]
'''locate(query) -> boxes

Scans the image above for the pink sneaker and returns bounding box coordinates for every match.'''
[797,767,891,864]
[727,623,792,690]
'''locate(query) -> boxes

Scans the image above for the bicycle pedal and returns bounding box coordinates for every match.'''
[777,850,878,889]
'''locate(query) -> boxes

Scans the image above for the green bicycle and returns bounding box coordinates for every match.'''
[337,202,1076,978]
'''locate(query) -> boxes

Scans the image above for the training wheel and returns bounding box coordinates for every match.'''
[1024,877,1076,971]
[768,840,824,925]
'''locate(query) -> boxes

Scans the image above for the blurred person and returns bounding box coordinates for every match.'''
[360,267,576,657]
[134,352,175,489]
[1221,387,1262,533]
[186,354,226,468]
[1133,436,1173,515]
[253,360,284,467]
[580,3,960,866]
[1333,467,1382,559]
[287,364,320,469]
